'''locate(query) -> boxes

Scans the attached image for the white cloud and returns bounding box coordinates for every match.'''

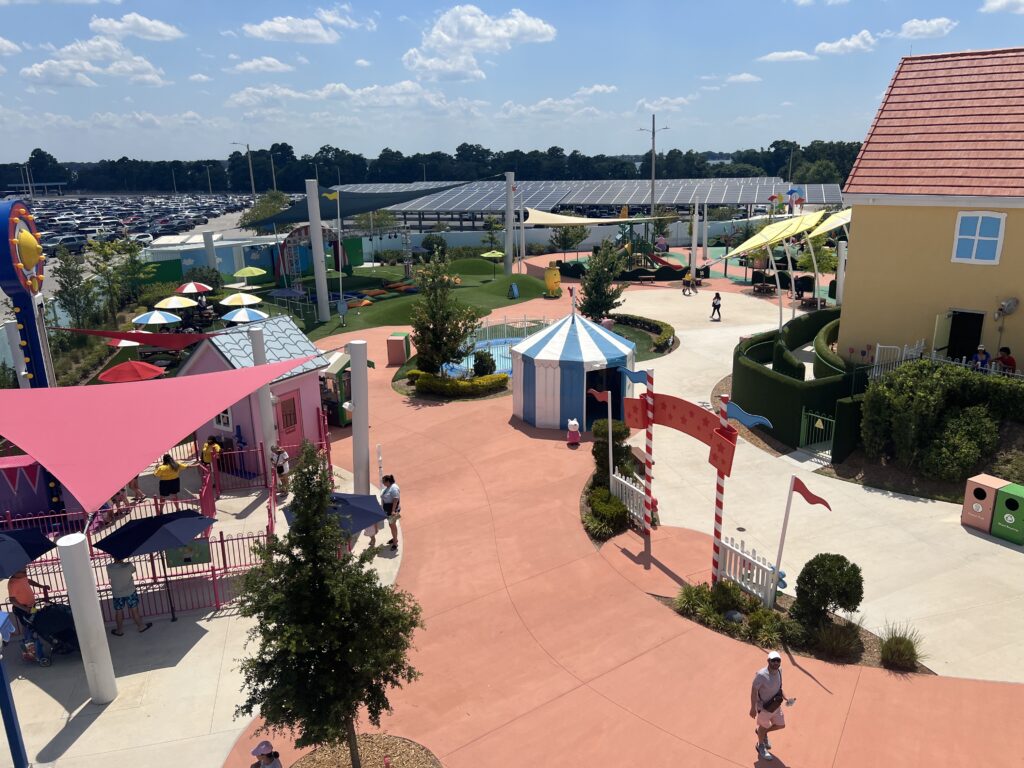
[316,6,376,31]
[757,50,817,62]
[815,29,876,54]
[403,4,556,81]
[355,58,370,67]
[220,30,237,38]
[0,36,22,55]
[574,83,616,96]
[189,73,211,82]
[227,56,294,74]
[0,0,122,4]
[242,16,340,44]
[699,74,718,81]
[20,59,100,87]
[88,12,184,41]
[296,54,309,65]
[498,96,580,119]
[780,100,795,107]
[726,72,761,83]
[227,53,240,60]
[980,0,1024,12]
[700,85,721,92]
[635,95,693,112]
[21,35,170,86]
[898,17,958,38]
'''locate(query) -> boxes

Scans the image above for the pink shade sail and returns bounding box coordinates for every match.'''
[53,327,217,351]
[0,357,311,514]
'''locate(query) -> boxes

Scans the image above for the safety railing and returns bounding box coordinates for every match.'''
[719,536,777,608]
[611,471,646,532]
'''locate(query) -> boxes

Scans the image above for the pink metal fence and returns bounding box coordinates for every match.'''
[212,444,269,495]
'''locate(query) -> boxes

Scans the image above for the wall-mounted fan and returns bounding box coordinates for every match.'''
[995,297,1019,321]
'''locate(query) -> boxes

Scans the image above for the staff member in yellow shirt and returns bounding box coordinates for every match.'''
[200,436,221,466]
[153,454,190,513]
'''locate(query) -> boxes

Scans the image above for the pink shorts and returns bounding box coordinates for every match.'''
[757,707,785,729]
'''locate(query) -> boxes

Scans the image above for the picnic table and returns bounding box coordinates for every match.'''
[752,282,776,295]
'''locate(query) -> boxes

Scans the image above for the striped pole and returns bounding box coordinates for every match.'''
[642,369,655,568]
[712,394,729,583]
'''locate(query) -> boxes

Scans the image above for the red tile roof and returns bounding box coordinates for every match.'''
[845,47,1024,197]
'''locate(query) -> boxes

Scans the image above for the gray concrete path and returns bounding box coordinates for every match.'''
[619,286,1024,683]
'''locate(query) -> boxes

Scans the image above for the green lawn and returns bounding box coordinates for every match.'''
[610,322,660,362]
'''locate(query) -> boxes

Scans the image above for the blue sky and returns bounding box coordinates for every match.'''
[1,0,1023,161]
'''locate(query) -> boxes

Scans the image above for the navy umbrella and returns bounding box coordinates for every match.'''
[268,287,307,299]
[93,510,213,621]
[0,530,56,579]
[410,245,428,255]
[284,492,386,535]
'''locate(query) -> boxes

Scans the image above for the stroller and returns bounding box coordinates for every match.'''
[20,602,79,667]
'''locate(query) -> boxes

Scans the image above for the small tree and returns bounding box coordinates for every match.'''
[86,239,154,320]
[548,215,590,260]
[481,218,503,252]
[578,242,626,320]
[409,256,478,374]
[182,265,225,293]
[591,418,632,488]
[51,248,97,328]
[652,206,674,240]
[791,553,864,627]
[236,443,423,768]
[239,190,291,233]
[353,209,396,236]
[420,233,447,260]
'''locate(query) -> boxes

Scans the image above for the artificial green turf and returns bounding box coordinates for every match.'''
[449,257,495,275]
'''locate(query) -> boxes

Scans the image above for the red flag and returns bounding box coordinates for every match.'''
[792,477,831,510]
[587,388,609,403]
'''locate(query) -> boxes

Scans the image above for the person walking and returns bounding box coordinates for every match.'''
[8,569,47,661]
[710,292,722,321]
[106,558,152,636]
[750,650,793,762]
[249,740,282,768]
[127,473,145,503]
[153,454,186,513]
[271,444,290,496]
[380,474,401,552]
[200,436,221,467]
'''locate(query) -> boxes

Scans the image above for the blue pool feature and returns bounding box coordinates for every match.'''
[443,338,517,378]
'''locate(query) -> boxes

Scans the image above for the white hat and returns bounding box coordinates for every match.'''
[250,741,273,756]
[767,651,782,661]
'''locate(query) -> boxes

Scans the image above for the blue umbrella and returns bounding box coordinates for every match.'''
[132,310,181,325]
[785,187,801,196]
[93,510,213,621]
[222,307,269,323]
[283,491,386,535]
[0,530,56,578]
[410,245,428,254]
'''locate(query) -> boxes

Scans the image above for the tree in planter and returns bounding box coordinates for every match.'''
[790,553,863,627]
[51,247,98,328]
[652,206,674,240]
[409,256,478,374]
[548,215,590,261]
[236,443,423,768]
[591,417,632,489]
[578,242,626,320]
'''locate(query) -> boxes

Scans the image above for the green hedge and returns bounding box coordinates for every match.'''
[832,395,863,463]
[413,372,509,398]
[813,318,851,378]
[772,341,805,381]
[608,313,676,352]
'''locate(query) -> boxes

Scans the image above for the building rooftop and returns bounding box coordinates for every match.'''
[845,47,1024,198]
[208,315,327,382]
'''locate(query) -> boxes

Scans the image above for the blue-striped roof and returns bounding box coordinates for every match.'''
[210,315,327,383]
[512,313,634,364]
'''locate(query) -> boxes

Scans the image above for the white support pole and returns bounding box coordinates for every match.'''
[782,239,797,320]
[504,172,515,276]
[702,203,709,263]
[689,205,697,277]
[771,476,797,602]
[767,245,783,331]
[305,178,331,322]
[3,323,29,388]
[57,533,117,704]
[348,340,370,494]
[519,193,526,273]
[232,245,245,274]
[377,443,383,488]
[836,239,848,306]
[606,395,613,490]
[248,327,277,471]
[806,234,820,310]
[202,231,217,271]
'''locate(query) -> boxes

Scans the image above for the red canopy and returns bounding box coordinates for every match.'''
[97,360,165,383]
[54,327,217,351]
[0,357,310,513]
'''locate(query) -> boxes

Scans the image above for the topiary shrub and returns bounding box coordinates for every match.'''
[608,313,676,352]
[472,349,496,378]
[879,622,924,672]
[673,582,712,617]
[587,486,629,537]
[919,405,999,482]
[414,372,508,398]
[591,418,632,488]
[790,553,864,627]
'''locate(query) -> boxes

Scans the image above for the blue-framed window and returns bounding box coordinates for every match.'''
[953,212,1005,265]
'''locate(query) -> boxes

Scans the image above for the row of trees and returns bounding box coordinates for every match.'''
[2,139,861,195]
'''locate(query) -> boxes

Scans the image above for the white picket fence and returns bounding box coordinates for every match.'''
[719,536,778,608]
[869,338,926,379]
[611,471,646,531]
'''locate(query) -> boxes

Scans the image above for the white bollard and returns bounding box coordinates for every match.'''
[57,533,117,704]
[348,340,370,495]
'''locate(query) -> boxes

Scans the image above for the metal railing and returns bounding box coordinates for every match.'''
[611,471,646,532]
[468,316,552,345]
[867,340,1024,381]
[719,536,777,608]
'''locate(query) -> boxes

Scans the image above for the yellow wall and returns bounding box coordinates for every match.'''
[838,204,1024,361]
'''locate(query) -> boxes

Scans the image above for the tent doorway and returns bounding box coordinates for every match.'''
[585,367,624,428]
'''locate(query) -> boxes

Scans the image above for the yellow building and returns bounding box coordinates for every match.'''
[839,48,1024,367]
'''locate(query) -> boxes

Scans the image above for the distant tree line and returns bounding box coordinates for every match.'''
[0,139,860,195]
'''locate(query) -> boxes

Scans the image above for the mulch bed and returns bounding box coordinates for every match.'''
[292,734,442,768]
[710,375,789,457]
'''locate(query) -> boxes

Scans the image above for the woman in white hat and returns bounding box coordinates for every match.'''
[250,740,282,768]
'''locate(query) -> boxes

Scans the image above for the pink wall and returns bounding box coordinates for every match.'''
[268,372,323,451]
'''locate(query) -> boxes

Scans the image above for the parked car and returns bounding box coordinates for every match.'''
[130,233,154,245]
[43,235,87,255]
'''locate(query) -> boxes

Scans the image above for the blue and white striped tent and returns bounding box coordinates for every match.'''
[512,313,636,430]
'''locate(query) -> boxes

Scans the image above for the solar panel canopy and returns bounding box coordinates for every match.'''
[369,178,841,213]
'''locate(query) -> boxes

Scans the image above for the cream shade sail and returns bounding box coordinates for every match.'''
[522,207,676,227]
[729,211,826,258]
[806,208,852,239]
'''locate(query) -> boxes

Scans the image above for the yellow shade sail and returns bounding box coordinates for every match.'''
[806,208,852,239]
[730,211,826,258]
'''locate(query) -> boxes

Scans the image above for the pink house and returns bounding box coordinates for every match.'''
[176,316,328,457]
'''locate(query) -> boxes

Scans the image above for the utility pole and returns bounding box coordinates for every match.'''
[270,153,278,191]
[205,165,213,194]
[420,163,427,182]
[638,115,669,219]
[171,166,177,195]
[232,142,257,201]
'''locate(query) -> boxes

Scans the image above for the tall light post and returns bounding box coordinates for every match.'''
[171,166,177,195]
[204,164,213,195]
[231,142,257,201]
[419,163,427,182]
[269,152,279,191]
[638,114,669,219]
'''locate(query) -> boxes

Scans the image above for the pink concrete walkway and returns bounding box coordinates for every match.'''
[225,294,1024,768]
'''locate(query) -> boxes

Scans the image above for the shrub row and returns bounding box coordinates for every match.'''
[413,372,509,398]
[608,313,676,352]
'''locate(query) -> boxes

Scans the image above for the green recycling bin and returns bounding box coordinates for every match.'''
[992,483,1024,545]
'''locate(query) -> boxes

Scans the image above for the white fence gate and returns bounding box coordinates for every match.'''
[719,536,778,607]
[869,339,926,379]
[611,471,646,532]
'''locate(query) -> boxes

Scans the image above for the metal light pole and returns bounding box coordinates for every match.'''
[269,152,279,191]
[420,163,427,182]
[205,165,213,194]
[638,114,669,219]
[171,167,177,195]
[231,142,257,201]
